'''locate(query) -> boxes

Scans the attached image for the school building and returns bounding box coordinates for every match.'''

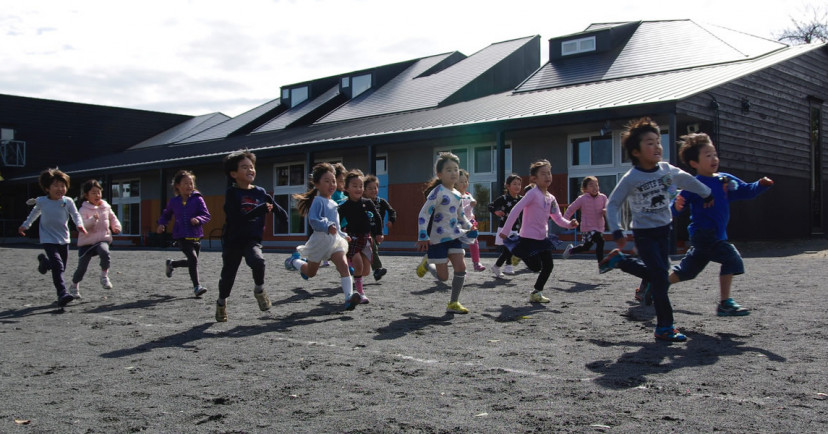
[2,20,826,251]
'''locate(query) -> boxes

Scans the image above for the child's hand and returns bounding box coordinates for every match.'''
[499,231,508,239]
[569,220,579,229]
[674,195,686,212]
[385,221,393,229]
[376,235,384,243]
[77,225,88,235]
[416,240,429,252]
[266,203,274,212]
[190,218,200,226]
[759,177,774,186]
[327,225,338,235]
[112,227,121,235]
[494,210,505,217]
[156,225,165,234]
[18,226,27,236]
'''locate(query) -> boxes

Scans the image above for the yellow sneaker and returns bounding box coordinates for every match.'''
[215,302,228,322]
[511,256,521,266]
[529,292,550,303]
[254,289,271,311]
[416,256,429,278]
[446,301,469,314]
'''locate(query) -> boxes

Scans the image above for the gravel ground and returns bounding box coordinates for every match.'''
[0,238,826,433]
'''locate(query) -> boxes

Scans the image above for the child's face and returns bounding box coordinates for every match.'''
[176,175,195,197]
[86,186,103,205]
[531,165,553,190]
[584,180,599,196]
[231,158,256,187]
[437,160,460,188]
[364,181,379,200]
[690,143,719,176]
[507,178,523,196]
[47,179,67,200]
[456,174,469,193]
[335,173,346,191]
[316,171,337,199]
[632,132,663,168]
[345,177,364,200]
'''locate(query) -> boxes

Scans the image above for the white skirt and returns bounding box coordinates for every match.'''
[297,232,349,263]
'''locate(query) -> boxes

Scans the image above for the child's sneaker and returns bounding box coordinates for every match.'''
[194,285,207,297]
[373,268,387,281]
[68,282,81,300]
[598,249,624,274]
[503,264,515,275]
[654,326,687,342]
[446,301,469,314]
[254,289,271,311]
[562,244,573,259]
[359,293,370,304]
[100,275,113,289]
[164,259,173,278]
[215,302,227,322]
[344,293,361,311]
[529,291,550,303]
[634,282,653,306]
[58,293,74,307]
[416,256,429,278]
[37,254,49,274]
[510,256,521,266]
[284,252,300,271]
[472,262,485,272]
[491,265,505,279]
[717,298,750,316]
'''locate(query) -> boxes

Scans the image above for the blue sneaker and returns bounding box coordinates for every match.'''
[654,326,687,342]
[284,252,300,271]
[717,298,750,316]
[599,249,624,274]
[300,272,309,280]
[344,293,361,311]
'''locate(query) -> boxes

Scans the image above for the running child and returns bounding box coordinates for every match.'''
[562,176,608,263]
[500,160,578,303]
[457,169,485,271]
[415,152,477,314]
[337,170,384,303]
[157,170,211,297]
[215,150,287,322]
[69,179,122,299]
[668,132,773,316]
[488,174,523,278]
[18,168,87,307]
[363,174,397,281]
[600,117,714,342]
[285,163,362,311]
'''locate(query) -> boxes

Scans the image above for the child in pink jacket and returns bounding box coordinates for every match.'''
[69,180,122,298]
[562,176,608,263]
[501,160,578,304]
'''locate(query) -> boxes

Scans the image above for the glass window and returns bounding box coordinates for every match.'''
[290,86,308,107]
[111,180,140,235]
[562,36,596,56]
[352,74,372,98]
[341,77,350,88]
[572,134,611,166]
[273,162,307,235]
[474,147,492,173]
[451,148,468,170]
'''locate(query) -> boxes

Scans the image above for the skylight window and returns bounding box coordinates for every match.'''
[561,36,596,56]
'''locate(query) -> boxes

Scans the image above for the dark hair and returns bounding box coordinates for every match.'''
[293,162,335,216]
[424,152,461,197]
[678,133,713,169]
[458,169,470,179]
[171,170,197,196]
[581,176,599,192]
[343,169,364,191]
[621,117,660,166]
[363,174,379,189]
[529,159,551,177]
[223,149,256,178]
[332,162,347,178]
[81,179,103,197]
[38,168,70,192]
[503,173,522,195]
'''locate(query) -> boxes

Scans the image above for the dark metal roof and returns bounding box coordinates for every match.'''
[177,98,281,143]
[253,85,341,133]
[129,112,230,149]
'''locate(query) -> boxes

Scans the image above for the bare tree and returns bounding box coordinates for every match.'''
[777,5,828,44]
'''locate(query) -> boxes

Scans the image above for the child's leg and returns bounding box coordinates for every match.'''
[351,253,365,294]
[44,244,69,298]
[73,249,94,284]
[494,246,511,267]
[570,231,594,254]
[180,240,201,287]
[242,241,266,288]
[370,237,383,270]
[330,251,357,305]
[634,232,673,329]
[97,242,112,273]
[218,245,244,302]
[434,263,450,282]
[720,274,734,301]
[469,239,481,264]
[532,250,554,292]
[447,252,467,304]
[594,233,605,263]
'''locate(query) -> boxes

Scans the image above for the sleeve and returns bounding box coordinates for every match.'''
[670,190,691,217]
[417,187,440,241]
[367,200,383,236]
[672,166,712,198]
[488,196,504,214]
[309,198,335,233]
[501,193,529,234]
[237,188,272,221]
[65,199,84,228]
[457,196,473,231]
[21,199,43,229]
[563,195,583,219]
[606,175,634,237]
[272,200,288,225]
[223,189,242,225]
[548,196,572,228]
[193,197,211,225]
[725,174,772,202]
[383,198,397,223]
[157,198,174,226]
[106,202,122,233]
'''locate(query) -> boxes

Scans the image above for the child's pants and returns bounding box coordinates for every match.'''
[171,239,201,287]
[218,240,265,300]
[617,225,673,328]
[524,249,554,291]
[43,243,69,297]
[468,239,481,264]
[571,230,606,262]
[370,236,383,270]
[73,242,111,284]
[494,245,512,267]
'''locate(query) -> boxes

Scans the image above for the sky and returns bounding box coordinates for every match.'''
[1,0,821,118]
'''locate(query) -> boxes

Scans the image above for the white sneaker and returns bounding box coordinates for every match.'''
[100,275,113,289]
[562,244,573,259]
[503,265,515,275]
[69,282,82,299]
[492,265,505,278]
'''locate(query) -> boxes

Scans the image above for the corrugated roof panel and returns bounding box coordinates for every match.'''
[178,98,281,143]
[253,85,340,133]
[129,112,230,149]
[319,37,536,123]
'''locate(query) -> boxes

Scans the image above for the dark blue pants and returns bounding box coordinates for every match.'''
[43,243,69,298]
[218,240,265,300]
[617,225,673,328]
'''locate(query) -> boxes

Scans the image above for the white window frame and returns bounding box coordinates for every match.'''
[562,36,596,56]
[110,179,141,236]
[272,161,308,236]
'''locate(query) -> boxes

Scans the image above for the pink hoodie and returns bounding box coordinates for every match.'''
[502,187,572,240]
[77,200,122,246]
[563,192,608,233]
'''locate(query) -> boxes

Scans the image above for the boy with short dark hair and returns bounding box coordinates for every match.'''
[215,150,287,322]
[601,118,714,342]
[669,133,773,316]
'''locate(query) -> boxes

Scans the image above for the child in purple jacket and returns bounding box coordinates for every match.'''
[157,170,211,297]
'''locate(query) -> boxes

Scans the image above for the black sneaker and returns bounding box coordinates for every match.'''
[37,254,49,274]
[717,298,750,316]
[373,268,387,281]
[165,259,173,278]
[58,293,75,307]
